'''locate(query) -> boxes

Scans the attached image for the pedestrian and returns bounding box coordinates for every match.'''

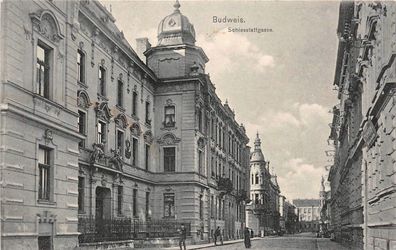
[178,223,187,250]
[214,226,221,245]
[244,227,251,248]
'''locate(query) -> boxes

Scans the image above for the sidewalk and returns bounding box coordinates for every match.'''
[144,237,261,250]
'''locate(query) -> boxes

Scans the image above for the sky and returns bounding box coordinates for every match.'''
[102,0,340,201]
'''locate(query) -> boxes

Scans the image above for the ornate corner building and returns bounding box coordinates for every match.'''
[329,1,396,249]
[0,0,251,249]
[245,134,281,236]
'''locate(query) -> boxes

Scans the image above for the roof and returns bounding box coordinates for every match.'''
[292,199,321,208]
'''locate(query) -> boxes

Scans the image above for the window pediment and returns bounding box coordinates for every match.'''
[30,10,64,43]
[77,90,91,109]
[144,130,153,144]
[130,122,142,136]
[95,101,112,122]
[157,132,181,145]
[115,113,128,129]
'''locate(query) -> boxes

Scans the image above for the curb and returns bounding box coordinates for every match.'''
[188,238,261,250]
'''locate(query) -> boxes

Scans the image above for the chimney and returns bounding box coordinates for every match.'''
[136,38,151,63]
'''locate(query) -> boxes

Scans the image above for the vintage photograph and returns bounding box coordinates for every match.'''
[0,0,395,249]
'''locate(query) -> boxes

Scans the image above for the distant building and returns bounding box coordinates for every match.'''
[293,199,321,232]
[329,1,396,249]
[246,134,281,236]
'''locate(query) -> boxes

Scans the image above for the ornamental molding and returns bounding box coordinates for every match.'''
[95,101,112,122]
[77,90,91,109]
[30,9,64,43]
[143,130,154,144]
[130,122,142,136]
[157,132,181,145]
[109,149,123,171]
[115,113,128,129]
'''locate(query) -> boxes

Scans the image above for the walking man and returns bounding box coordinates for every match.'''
[178,224,187,250]
[244,227,251,248]
[214,226,221,245]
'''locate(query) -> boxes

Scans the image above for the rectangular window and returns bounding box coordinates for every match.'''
[198,150,203,175]
[78,111,86,148]
[146,192,150,219]
[145,101,150,124]
[117,81,123,107]
[98,66,106,96]
[211,157,215,177]
[97,121,106,144]
[38,236,52,250]
[132,92,138,116]
[132,138,138,166]
[145,144,150,170]
[199,194,203,220]
[164,147,176,172]
[210,195,214,218]
[133,189,138,217]
[78,176,85,213]
[164,106,175,127]
[77,50,85,83]
[164,193,175,218]
[38,147,51,201]
[117,186,123,215]
[36,44,50,98]
[116,130,124,155]
[198,110,202,132]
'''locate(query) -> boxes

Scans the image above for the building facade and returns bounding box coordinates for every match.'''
[246,134,280,236]
[329,1,396,249]
[0,0,250,249]
[293,199,321,233]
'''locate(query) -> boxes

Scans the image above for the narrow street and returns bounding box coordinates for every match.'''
[205,234,347,250]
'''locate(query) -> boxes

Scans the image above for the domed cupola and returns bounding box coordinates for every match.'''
[157,0,196,46]
[250,133,265,162]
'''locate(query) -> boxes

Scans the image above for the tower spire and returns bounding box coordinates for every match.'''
[174,0,181,11]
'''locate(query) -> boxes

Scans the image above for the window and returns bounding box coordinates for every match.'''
[117,80,123,107]
[36,43,51,98]
[198,150,203,175]
[116,130,124,155]
[97,121,106,144]
[145,101,150,124]
[164,193,175,217]
[198,109,202,131]
[78,176,85,213]
[132,92,138,116]
[38,147,51,201]
[255,173,259,184]
[145,144,150,170]
[117,186,123,215]
[164,147,175,172]
[164,106,175,127]
[132,138,138,166]
[255,194,259,204]
[211,157,215,177]
[133,189,138,217]
[98,66,106,96]
[210,195,214,218]
[38,236,51,250]
[146,192,150,219]
[199,194,203,220]
[78,111,86,148]
[77,50,85,83]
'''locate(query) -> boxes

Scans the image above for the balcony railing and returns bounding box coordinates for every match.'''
[78,215,191,243]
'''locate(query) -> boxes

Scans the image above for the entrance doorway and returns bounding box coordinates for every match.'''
[95,186,111,220]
